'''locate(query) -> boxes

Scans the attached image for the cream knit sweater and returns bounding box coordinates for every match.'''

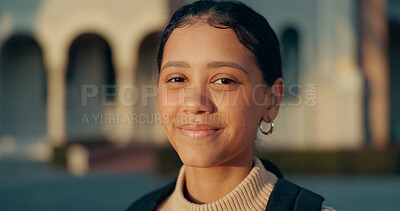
[157,156,278,211]
[156,156,335,211]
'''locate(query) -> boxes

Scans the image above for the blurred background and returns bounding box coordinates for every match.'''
[0,0,399,210]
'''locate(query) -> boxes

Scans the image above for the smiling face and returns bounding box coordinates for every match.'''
[158,21,272,167]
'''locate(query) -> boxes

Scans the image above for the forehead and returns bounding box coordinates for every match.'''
[162,22,257,66]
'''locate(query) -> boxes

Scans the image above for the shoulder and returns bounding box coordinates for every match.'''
[126,180,176,211]
[258,158,284,179]
[266,178,325,211]
[258,157,328,211]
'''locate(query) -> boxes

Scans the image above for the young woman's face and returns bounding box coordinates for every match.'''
[158,22,271,167]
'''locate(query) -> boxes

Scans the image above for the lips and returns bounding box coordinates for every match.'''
[178,124,222,138]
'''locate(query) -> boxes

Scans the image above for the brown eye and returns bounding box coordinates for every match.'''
[167,77,186,83]
[214,78,237,84]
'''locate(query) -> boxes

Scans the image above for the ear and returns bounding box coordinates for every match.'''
[262,78,284,122]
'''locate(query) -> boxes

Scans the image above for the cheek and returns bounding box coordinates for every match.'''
[221,86,263,111]
[221,87,265,131]
[158,88,178,127]
[158,85,179,108]
[253,85,269,106]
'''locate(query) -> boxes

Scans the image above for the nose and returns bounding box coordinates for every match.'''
[181,84,215,114]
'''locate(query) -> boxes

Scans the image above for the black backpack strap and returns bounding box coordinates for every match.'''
[293,188,325,211]
[265,179,324,211]
[126,180,176,211]
[265,179,300,210]
[259,158,284,179]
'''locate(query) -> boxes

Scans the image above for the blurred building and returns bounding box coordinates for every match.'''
[0,0,172,161]
[0,0,398,161]
[241,0,398,150]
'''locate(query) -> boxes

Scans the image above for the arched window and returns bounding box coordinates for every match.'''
[134,32,162,142]
[280,27,300,99]
[66,33,115,139]
[0,35,47,138]
[389,20,400,143]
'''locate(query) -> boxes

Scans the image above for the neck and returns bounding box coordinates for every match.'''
[184,147,254,204]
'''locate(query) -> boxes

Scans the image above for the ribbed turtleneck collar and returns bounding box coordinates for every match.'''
[157,156,278,211]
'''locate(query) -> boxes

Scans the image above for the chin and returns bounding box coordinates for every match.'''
[178,150,223,168]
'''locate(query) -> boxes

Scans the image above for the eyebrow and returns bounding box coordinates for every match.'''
[207,61,248,74]
[161,61,190,71]
[161,60,248,74]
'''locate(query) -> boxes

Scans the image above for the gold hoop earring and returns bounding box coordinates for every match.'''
[259,117,274,135]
